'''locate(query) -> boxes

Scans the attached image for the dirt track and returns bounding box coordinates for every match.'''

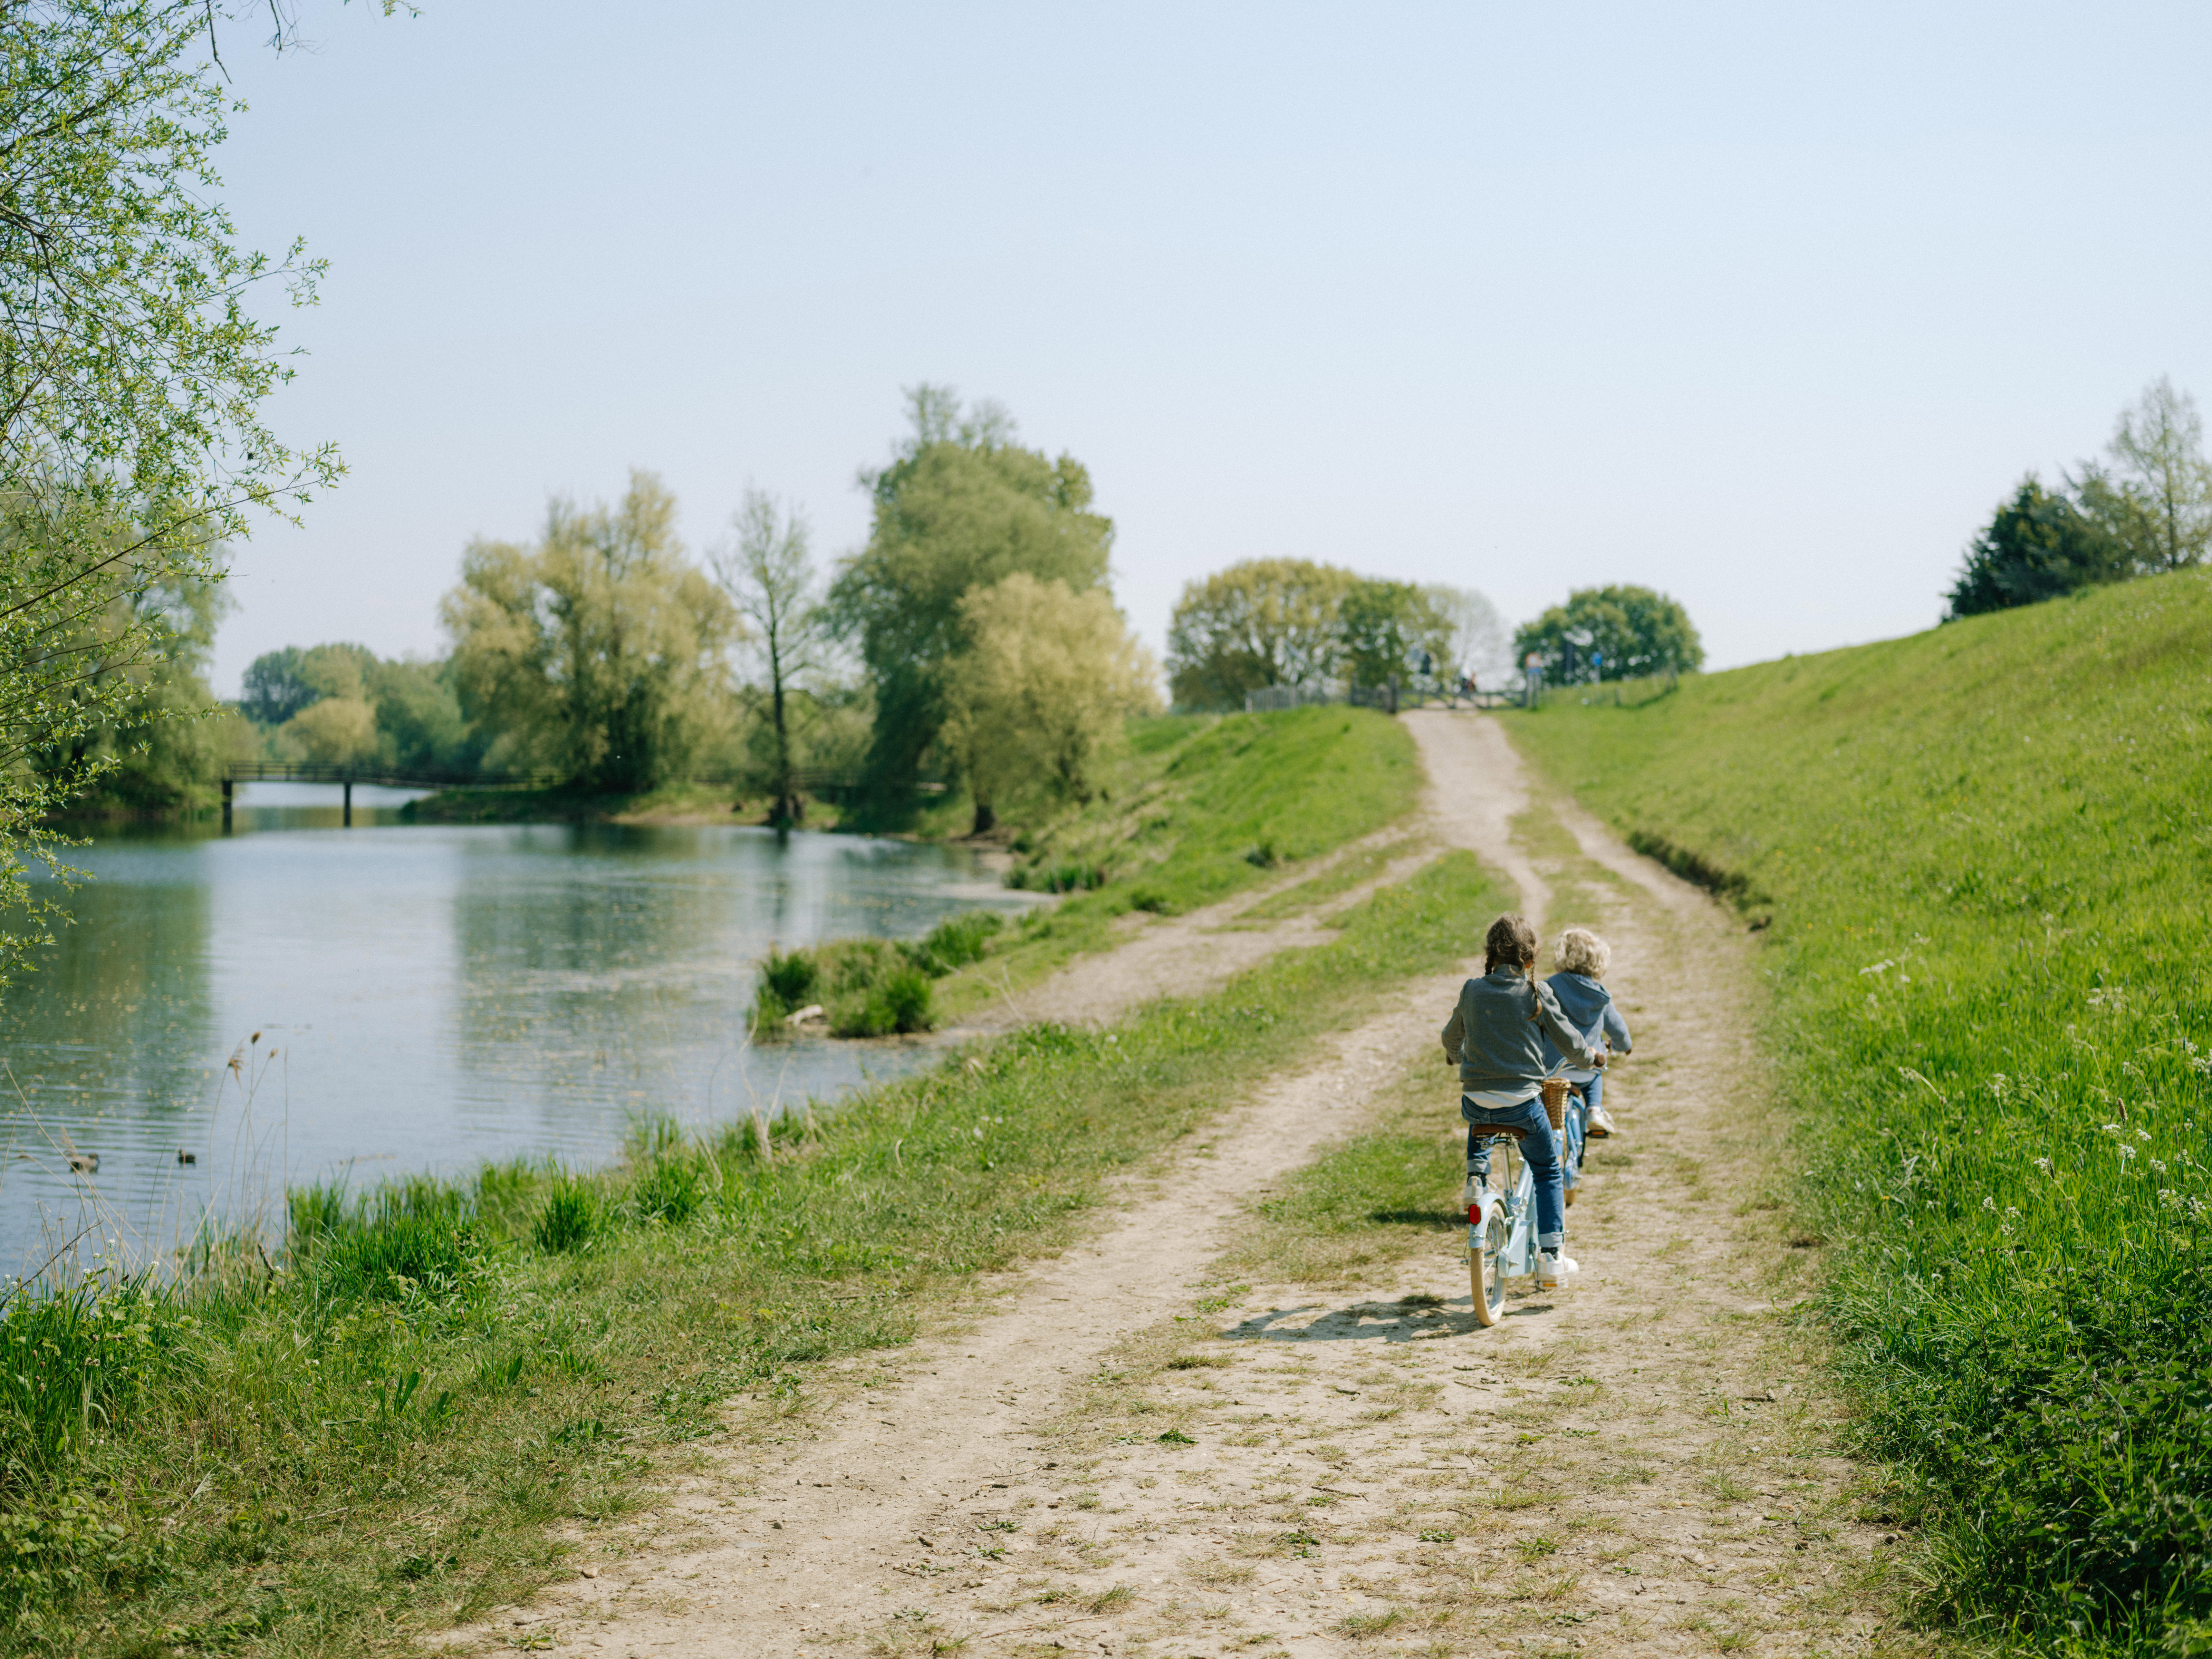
[456,713,1889,1659]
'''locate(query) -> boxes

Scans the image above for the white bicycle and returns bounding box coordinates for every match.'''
[1465,1078,1588,1326]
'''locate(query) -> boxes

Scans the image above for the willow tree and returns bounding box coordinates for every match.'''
[826,387,1114,798]
[941,573,1160,835]
[0,3,354,973]
[442,472,741,793]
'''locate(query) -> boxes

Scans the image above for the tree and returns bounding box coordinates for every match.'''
[1423,584,1510,691]
[442,472,741,792]
[1338,579,1451,694]
[0,3,357,976]
[30,541,239,814]
[941,573,1161,836]
[1513,586,1703,684]
[1164,558,1356,710]
[825,386,1114,796]
[2072,377,2212,573]
[1944,475,2133,619]
[711,490,826,826]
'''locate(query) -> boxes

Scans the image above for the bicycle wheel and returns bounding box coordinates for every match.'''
[1470,1205,1507,1326]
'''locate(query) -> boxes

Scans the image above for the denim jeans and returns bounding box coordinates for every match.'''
[1462,1094,1566,1251]
[1581,1072,1605,1121]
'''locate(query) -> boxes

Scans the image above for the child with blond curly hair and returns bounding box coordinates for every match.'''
[1542,926,1633,1140]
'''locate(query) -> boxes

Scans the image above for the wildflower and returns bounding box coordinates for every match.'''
[2103,1124,2122,1135]
[1981,1196,1997,1212]
[2119,1145,2137,1161]
[2152,1160,2169,1175]
[2138,1127,2153,1142]
[2034,1157,2052,1172]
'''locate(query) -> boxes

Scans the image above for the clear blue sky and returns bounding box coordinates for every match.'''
[208,0,2212,693]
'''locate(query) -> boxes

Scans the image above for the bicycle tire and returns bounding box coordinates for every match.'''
[1470,1206,1507,1326]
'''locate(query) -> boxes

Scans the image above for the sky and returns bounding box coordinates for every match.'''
[206,0,2212,694]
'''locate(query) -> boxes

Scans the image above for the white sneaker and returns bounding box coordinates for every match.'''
[1538,1252,1580,1289]
[1586,1102,1619,1139]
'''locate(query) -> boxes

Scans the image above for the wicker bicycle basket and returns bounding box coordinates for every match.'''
[1539,1076,1570,1132]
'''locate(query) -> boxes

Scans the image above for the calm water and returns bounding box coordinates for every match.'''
[0,784,1035,1275]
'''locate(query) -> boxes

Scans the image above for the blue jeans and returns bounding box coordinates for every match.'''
[1462,1094,1566,1252]
[1581,1072,1605,1121]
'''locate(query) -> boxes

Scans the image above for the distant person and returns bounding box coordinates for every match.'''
[1442,913,1607,1289]
[1543,927,1632,1140]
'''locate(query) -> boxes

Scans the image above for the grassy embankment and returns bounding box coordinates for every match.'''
[1503,569,2212,1657]
[0,708,1470,1658]
[930,707,1422,1019]
[738,707,1421,1036]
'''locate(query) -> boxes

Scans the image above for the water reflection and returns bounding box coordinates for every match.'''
[0,792,1033,1273]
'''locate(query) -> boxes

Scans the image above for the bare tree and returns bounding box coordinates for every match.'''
[2075,377,2212,572]
[711,491,826,825]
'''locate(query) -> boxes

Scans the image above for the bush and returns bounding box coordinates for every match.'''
[829,962,934,1037]
[903,910,1004,976]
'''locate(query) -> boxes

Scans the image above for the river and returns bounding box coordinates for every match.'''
[0,785,1036,1278]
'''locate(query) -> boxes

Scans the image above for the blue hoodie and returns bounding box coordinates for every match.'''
[1541,971,1632,1083]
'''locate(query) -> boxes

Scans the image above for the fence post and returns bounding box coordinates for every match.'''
[343,779,353,827]
[221,776,233,833]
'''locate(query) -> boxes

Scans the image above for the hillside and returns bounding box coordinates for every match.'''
[1507,569,2212,1655]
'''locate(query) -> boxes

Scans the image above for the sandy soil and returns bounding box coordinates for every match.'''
[454,713,1892,1659]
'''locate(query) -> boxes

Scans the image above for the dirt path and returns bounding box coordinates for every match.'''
[460,713,1888,1659]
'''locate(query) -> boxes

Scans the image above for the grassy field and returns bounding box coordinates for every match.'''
[934,706,1422,1018]
[1504,568,2212,1656]
[0,777,1479,1655]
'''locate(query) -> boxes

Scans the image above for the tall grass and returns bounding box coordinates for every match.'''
[0,848,1502,1657]
[1506,568,2212,1656]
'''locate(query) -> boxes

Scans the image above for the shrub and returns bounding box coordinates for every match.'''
[829,963,934,1037]
[904,910,1004,976]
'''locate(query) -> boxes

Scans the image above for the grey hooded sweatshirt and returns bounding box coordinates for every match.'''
[1441,965,1605,1099]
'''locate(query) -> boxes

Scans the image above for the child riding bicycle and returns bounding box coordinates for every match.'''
[1441,913,1607,1290]
[1543,927,1632,1140]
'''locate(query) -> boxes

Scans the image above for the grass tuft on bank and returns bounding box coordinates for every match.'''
[1506,568,2212,1657]
[0,847,1500,1658]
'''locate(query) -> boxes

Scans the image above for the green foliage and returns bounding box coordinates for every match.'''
[1946,476,2134,619]
[905,911,1004,976]
[826,385,1114,795]
[1506,567,2212,1654]
[1165,558,1357,710]
[531,1179,599,1254]
[1337,578,1450,692]
[0,842,1502,1657]
[1512,584,1703,684]
[443,471,739,792]
[941,572,1160,832]
[0,3,346,973]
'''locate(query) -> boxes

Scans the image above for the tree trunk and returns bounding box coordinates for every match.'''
[972,799,995,836]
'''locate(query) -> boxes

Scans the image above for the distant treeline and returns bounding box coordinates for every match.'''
[1948,377,2212,619]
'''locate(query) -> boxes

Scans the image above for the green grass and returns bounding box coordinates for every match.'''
[1504,567,2212,1657]
[935,706,1422,1018]
[0,849,1502,1657]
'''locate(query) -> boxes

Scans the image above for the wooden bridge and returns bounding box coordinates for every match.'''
[218,763,891,826]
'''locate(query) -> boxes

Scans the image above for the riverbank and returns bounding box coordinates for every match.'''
[0,706,1433,1656]
[0,852,1495,1657]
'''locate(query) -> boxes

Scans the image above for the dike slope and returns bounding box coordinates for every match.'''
[1507,568,2212,1655]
